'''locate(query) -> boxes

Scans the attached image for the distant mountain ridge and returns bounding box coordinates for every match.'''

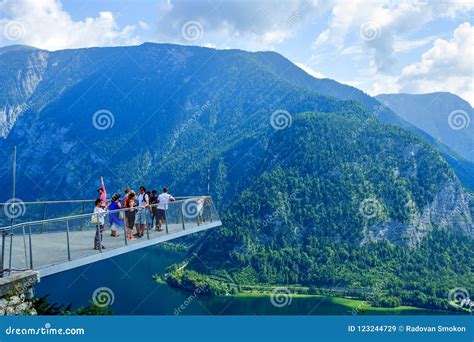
[376,92,473,162]
[1,43,473,191]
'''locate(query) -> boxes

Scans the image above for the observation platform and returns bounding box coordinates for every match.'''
[0,196,221,277]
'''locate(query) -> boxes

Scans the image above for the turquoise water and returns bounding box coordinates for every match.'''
[35,246,444,315]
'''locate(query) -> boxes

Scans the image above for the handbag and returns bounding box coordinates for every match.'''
[91,213,99,224]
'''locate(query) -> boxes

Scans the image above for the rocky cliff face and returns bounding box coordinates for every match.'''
[0,271,39,316]
[0,50,48,138]
[364,179,473,246]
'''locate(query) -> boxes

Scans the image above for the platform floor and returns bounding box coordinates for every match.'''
[4,220,221,277]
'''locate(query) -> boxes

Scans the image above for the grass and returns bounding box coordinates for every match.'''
[231,291,439,313]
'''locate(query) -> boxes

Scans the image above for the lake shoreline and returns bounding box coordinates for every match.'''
[158,270,460,315]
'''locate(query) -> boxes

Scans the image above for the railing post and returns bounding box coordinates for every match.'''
[146,228,150,239]
[22,225,28,268]
[98,213,103,253]
[41,203,47,233]
[165,209,169,234]
[28,225,33,269]
[146,209,150,240]
[8,228,13,275]
[124,217,128,246]
[81,201,86,231]
[181,209,185,230]
[209,199,213,223]
[66,220,71,261]
[0,231,5,277]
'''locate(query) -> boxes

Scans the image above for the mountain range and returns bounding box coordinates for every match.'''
[0,43,472,310]
[376,92,473,163]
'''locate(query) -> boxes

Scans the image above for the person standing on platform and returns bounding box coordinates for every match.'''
[108,193,123,237]
[125,192,137,241]
[150,190,159,230]
[157,187,175,231]
[135,186,149,238]
[93,199,108,250]
[97,176,107,208]
[123,188,131,206]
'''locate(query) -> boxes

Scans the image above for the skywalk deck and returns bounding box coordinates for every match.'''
[0,197,221,277]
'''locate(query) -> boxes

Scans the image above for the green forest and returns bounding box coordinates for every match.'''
[166,112,474,313]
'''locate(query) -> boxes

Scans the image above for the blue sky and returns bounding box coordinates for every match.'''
[1,0,473,104]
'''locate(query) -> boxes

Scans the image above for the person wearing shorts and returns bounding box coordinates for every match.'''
[135,186,149,238]
[157,187,175,231]
[125,192,137,241]
[93,199,107,250]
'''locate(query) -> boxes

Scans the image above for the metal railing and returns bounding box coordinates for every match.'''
[0,196,200,227]
[0,196,220,277]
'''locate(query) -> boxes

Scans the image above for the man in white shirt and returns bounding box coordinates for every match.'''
[93,198,108,250]
[135,186,149,238]
[157,187,175,231]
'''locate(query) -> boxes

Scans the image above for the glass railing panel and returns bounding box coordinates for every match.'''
[1,196,220,276]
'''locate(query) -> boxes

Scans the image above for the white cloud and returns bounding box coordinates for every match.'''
[153,0,326,50]
[295,62,324,78]
[393,35,438,53]
[138,21,150,31]
[313,0,474,73]
[397,22,474,105]
[0,0,139,50]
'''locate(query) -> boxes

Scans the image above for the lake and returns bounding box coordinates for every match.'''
[35,245,446,315]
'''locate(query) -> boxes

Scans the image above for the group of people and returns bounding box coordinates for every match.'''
[92,177,176,250]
